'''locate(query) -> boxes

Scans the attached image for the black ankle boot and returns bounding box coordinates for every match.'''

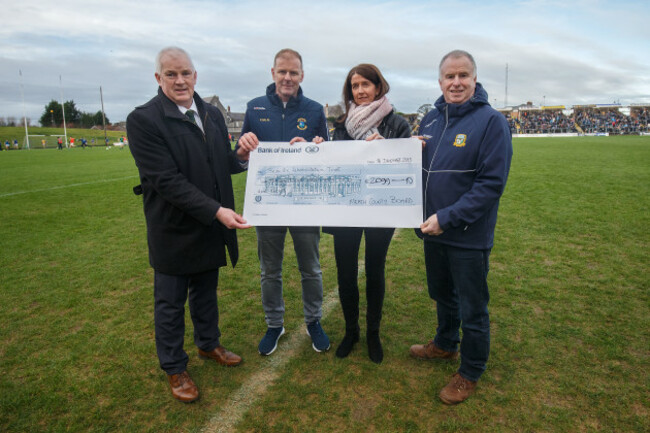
[367,330,383,364]
[335,328,360,358]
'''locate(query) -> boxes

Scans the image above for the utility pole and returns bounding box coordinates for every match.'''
[100,86,108,148]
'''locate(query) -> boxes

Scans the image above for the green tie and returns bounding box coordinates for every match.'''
[186,109,198,126]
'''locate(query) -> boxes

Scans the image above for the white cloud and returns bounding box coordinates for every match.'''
[1,0,649,124]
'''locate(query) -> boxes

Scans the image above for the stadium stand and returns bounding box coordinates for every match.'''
[573,104,650,134]
[496,103,650,135]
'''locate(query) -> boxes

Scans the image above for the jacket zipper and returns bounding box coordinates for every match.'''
[423,107,449,221]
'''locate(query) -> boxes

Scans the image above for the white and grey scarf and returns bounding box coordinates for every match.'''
[345,96,393,140]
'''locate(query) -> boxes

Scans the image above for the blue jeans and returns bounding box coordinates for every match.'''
[257,226,323,327]
[423,241,491,382]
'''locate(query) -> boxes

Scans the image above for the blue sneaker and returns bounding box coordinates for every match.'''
[258,327,285,356]
[306,321,330,352]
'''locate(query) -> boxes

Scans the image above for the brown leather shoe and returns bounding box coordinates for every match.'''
[167,371,199,403]
[439,373,477,405]
[409,340,459,360]
[198,346,242,366]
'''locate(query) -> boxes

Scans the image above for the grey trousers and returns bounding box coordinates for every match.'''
[256,226,323,327]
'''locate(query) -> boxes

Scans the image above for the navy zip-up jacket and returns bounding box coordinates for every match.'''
[417,83,512,250]
[239,83,328,142]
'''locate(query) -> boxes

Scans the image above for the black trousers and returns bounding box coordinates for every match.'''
[332,227,394,333]
[153,269,220,375]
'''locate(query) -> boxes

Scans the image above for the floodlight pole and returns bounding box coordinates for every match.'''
[19,69,30,150]
[100,86,108,147]
[59,75,68,148]
[505,63,508,108]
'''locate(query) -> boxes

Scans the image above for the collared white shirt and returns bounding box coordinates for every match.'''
[177,101,204,133]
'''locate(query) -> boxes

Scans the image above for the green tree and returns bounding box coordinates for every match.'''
[63,100,81,124]
[78,111,109,128]
[79,112,95,128]
[40,100,62,126]
[39,99,82,126]
[93,110,108,126]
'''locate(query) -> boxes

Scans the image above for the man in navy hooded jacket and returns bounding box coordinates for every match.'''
[409,50,512,405]
[236,49,330,356]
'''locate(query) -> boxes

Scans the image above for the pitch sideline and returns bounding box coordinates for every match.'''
[200,292,340,433]
[0,175,139,198]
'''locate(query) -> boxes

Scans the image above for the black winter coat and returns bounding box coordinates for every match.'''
[127,89,244,274]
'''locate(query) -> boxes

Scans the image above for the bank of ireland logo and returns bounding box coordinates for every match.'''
[305,145,319,154]
[297,118,307,130]
[453,134,467,147]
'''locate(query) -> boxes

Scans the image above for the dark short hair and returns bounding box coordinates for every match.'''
[274,48,303,70]
[439,50,476,78]
[340,63,390,122]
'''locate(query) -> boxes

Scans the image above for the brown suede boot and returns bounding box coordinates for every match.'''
[409,340,459,360]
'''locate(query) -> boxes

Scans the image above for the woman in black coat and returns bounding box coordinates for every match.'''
[325,64,411,363]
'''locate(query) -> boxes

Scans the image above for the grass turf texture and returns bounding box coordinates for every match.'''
[0,136,648,432]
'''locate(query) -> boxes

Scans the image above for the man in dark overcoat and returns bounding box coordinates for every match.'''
[127,46,256,402]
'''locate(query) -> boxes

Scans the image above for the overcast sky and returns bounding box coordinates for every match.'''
[1,0,649,125]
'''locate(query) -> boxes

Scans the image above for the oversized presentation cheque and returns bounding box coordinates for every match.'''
[243,138,423,228]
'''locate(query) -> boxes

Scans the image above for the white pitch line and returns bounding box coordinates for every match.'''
[0,175,139,198]
[201,292,340,433]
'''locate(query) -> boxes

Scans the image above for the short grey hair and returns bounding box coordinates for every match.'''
[439,50,477,79]
[155,47,195,74]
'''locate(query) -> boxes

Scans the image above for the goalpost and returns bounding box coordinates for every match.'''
[22,135,70,149]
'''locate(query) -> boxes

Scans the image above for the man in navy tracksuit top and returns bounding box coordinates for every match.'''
[236,49,330,356]
[409,50,513,405]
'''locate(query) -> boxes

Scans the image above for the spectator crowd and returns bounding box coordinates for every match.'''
[501,106,650,135]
